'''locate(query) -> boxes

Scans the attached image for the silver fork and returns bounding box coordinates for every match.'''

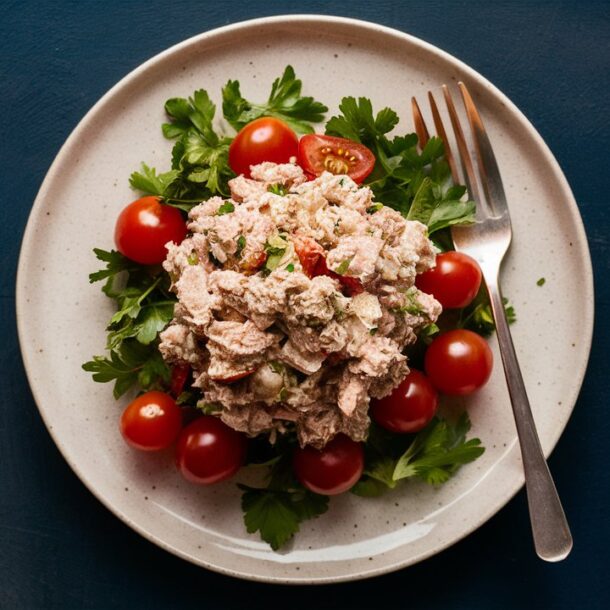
[412,83,573,562]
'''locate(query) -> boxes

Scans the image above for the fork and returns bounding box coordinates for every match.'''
[412,83,573,562]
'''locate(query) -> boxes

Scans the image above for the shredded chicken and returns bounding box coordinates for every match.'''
[159,162,441,448]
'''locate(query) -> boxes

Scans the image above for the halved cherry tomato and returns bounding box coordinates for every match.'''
[115,196,187,265]
[297,134,375,183]
[229,117,298,178]
[293,435,364,495]
[371,369,438,433]
[293,235,364,296]
[120,391,182,451]
[416,251,482,309]
[175,416,247,484]
[424,329,493,395]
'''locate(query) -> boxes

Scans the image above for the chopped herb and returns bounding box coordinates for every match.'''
[187,251,199,265]
[537,277,546,286]
[418,323,440,344]
[197,402,221,415]
[334,257,353,275]
[369,327,378,336]
[269,361,285,375]
[268,183,288,196]
[217,201,235,215]
[263,234,288,274]
[285,263,295,272]
[235,235,247,258]
[366,203,384,214]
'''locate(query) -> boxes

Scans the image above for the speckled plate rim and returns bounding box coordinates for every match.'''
[16,15,594,584]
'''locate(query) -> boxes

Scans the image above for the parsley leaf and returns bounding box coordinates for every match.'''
[129,163,179,198]
[407,177,475,234]
[222,66,328,134]
[352,414,484,496]
[82,340,170,399]
[334,257,352,275]
[240,486,328,550]
[239,454,329,549]
[537,277,546,286]
[460,284,516,337]
[392,414,484,485]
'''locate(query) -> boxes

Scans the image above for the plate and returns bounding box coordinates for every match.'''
[16,15,593,583]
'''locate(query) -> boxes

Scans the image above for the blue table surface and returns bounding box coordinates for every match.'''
[2,1,609,608]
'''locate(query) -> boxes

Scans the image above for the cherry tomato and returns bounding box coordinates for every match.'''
[424,329,493,395]
[229,117,298,178]
[175,416,247,484]
[297,134,375,183]
[293,434,364,495]
[114,196,187,265]
[120,391,182,451]
[416,251,482,309]
[371,369,439,433]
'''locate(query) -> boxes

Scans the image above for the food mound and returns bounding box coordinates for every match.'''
[159,162,441,448]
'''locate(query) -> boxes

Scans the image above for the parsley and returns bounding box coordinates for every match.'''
[222,65,328,135]
[129,89,235,209]
[268,183,288,196]
[334,257,352,275]
[83,249,175,395]
[187,251,199,265]
[285,263,295,272]
[82,340,170,399]
[366,203,384,214]
[239,455,329,549]
[393,414,484,485]
[217,201,235,215]
[263,234,288,274]
[537,277,546,286]
[353,414,484,495]
[326,98,474,233]
[460,284,516,337]
[235,235,246,258]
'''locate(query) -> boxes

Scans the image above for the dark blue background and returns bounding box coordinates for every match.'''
[2,1,608,608]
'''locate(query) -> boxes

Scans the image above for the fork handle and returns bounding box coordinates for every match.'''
[485,273,573,561]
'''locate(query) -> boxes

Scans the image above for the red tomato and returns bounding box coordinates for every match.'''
[229,117,298,178]
[424,329,493,395]
[416,251,482,309]
[114,196,187,265]
[293,435,364,495]
[169,364,191,397]
[175,416,247,484]
[293,235,364,296]
[120,391,182,451]
[297,134,375,183]
[370,369,439,433]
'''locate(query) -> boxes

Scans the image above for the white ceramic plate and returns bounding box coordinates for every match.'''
[16,15,593,583]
